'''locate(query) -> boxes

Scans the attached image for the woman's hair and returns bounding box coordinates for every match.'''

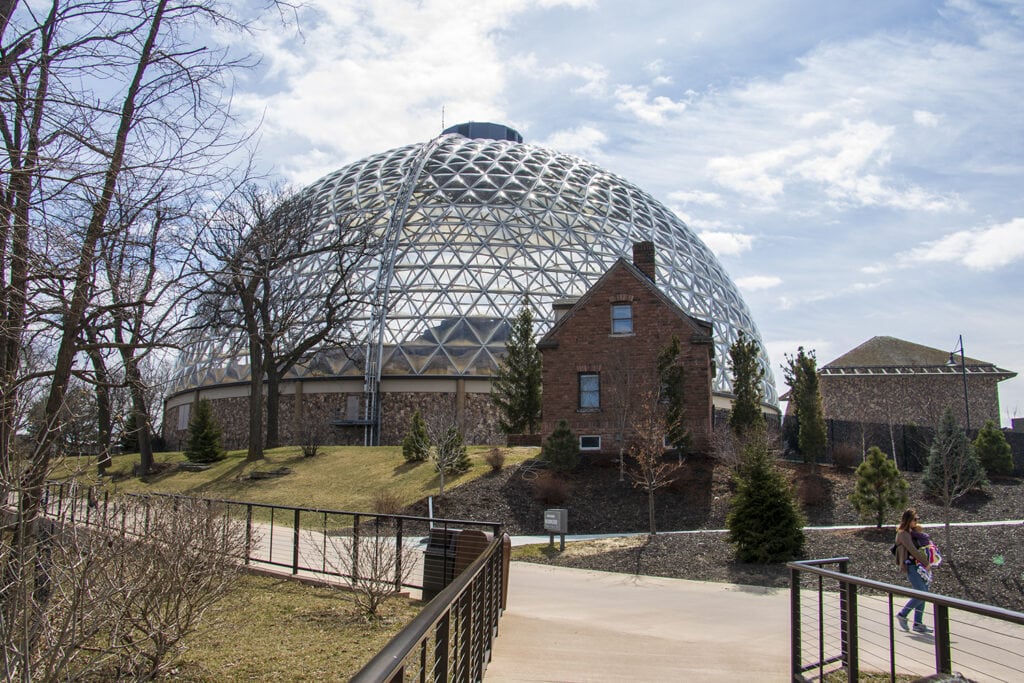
[898,508,918,532]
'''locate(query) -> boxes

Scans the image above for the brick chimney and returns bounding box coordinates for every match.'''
[632,241,655,281]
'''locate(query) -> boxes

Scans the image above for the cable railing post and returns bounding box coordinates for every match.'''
[935,604,952,674]
[395,516,403,591]
[841,578,858,682]
[244,504,253,565]
[434,612,450,683]
[292,508,301,575]
[352,514,361,583]
[790,565,802,680]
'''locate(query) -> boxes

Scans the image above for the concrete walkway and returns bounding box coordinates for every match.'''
[484,562,791,682]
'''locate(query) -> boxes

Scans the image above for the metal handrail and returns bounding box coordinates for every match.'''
[789,557,1024,625]
[789,556,1024,683]
[351,534,506,683]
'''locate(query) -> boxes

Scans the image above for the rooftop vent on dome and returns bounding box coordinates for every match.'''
[443,121,523,143]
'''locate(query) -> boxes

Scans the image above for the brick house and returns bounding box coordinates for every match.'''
[536,242,714,455]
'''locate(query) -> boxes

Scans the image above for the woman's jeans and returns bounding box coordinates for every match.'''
[899,563,929,624]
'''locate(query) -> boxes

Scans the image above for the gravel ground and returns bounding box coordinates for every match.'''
[413,458,1024,612]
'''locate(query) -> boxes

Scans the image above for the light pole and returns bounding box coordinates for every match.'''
[946,335,970,431]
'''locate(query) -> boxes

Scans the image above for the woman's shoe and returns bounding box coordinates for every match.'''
[912,623,933,634]
[896,614,909,631]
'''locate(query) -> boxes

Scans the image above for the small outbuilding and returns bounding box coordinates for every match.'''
[537,242,714,455]
[815,336,1016,429]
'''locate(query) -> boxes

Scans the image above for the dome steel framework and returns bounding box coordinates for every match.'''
[171,124,777,438]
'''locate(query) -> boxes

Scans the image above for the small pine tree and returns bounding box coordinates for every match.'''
[657,336,690,454]
[543,419,579,473]
[924,408,989,549]
[783,347,827,464]
[120,411,140,453]
[491,298,543,434]
[184,400,225,463]
[973,419,1014,477]
[924,408,988,500]
[726,428,805,563]
[437,425,471,475]
[402,410,431,462]
[728,331,765,436]
[849,446,908,528]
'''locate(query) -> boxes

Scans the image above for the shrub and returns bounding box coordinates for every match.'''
[183,400,225,463]
[831,442,861,470]
[372,488,404,515]
[543,419,578,473]
[923,408,987,501]
[797,474,830,508]
[484,447,506,473]
[532,471,570,505]
[726,429,805,563]
[848,446,908,528]
[973,419,1014,477]
[436,425,471,475]
[401,410,430,462]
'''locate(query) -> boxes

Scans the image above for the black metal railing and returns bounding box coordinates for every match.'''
[789,557,1024,682]
[351,533,509,683]
[38,481,503,595]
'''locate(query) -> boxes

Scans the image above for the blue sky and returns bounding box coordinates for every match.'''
[226,0,1024,424]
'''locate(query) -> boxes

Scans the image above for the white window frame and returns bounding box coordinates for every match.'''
[611,303,633,334]
[579,435,602,451]
[579,372,600,409]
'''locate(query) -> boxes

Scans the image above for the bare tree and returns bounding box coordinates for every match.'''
[198,184,379,458]
[312,525,417,619]
[0,0,254,524]
[1,488,246,681]
[628,390,677,535]
[418,403,470,496]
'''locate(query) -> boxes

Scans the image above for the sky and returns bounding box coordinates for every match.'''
[224,0,1024,425]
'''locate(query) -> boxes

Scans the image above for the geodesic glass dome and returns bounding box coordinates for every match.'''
[171,123,778,406]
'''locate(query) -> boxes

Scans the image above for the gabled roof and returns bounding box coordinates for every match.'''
[538,257,712,347]
[820,336,1016,380]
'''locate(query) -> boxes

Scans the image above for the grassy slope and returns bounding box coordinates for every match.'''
[58,445,539,512]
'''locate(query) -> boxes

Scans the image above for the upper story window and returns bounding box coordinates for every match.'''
[579,372,600,409]
[611,303,633,334]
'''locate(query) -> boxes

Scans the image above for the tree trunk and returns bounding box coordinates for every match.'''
[648,488,657,535]
[265,361,280,449]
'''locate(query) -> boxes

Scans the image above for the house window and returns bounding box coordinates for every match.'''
[580,435,601,451]
[579,372,600,409]
[611,304,633,334]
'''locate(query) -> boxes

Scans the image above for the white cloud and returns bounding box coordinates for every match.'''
[697,231,755,256]
[511,55,609,97]
[736,275,782,291]
[614,85,688,125]
[799,111,832,127]
[905,218,1024,270]
[913,110,940,127]
[540,125,608,159]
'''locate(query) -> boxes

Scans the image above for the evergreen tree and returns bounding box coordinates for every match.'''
[726,427,805,563]
[849,446,908,528]
[973,419,1014,477]
[120,411,140,453]
[924,408,988,549]
[401,410,431,462]
[543,419,579,473]
[491,298,543,434]
[728,331,765,436]
[783,347,827,464]
[657,336,689,454]
[183,400,225,464]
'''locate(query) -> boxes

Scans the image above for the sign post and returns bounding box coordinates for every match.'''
[544,508,568,551]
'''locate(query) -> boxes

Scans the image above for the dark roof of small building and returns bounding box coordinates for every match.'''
[819,336,1016,379]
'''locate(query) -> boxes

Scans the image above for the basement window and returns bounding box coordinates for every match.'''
[579,435,601,451]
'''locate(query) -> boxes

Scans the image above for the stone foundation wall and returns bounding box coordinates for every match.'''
[164,387,502,449]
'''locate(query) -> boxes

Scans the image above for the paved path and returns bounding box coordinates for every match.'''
[484,562,791,682]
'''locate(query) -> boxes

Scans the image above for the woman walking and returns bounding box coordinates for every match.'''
[894,508,935,634]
